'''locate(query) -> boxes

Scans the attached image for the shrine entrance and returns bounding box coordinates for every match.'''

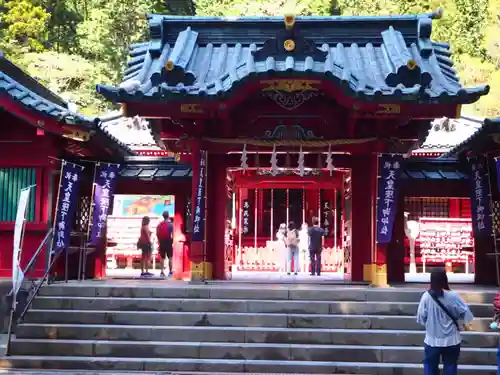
[228,165,351,280]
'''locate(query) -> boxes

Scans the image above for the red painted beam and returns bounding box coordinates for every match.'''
[0,96,89,138]
[122,76,462,120]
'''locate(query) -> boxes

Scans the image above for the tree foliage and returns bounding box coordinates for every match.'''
[0,0,498,117]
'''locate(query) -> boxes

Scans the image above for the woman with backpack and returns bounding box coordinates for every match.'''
[285,221,300,275]
[416,269,474,375]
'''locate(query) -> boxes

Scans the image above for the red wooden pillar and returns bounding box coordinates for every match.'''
[449,198,461,218]
[387,192,405,283]
[206,153,229,279]
[350,155,376,282]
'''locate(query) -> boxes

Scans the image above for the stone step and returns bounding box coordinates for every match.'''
[0,356,497,374]
[23,309,493,331]
[0,373,360,375]
[15,324,499,347]
[10,339,498,365]
[30,297,493,316]
[38,284,497,304]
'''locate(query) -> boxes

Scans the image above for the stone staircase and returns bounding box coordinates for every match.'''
[1,282,498,374]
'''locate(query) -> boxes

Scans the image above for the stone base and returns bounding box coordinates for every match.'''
[365,264,388,287]
[190,261,212,281]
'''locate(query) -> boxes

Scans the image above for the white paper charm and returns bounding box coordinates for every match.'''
[298,145,305,177]
[270,145,278,176]
[240,143,248,173]
[326,144,334,176]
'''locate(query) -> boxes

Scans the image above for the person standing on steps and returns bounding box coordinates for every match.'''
[276,223,287,273]
[156,211,174,278]
[308,216,325,276]
[416,269,474,375]
[285,221,300,276]
[137,216,153,277]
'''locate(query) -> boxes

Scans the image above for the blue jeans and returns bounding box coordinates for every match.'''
[496,346,500,375]
[424,344,460,375]
[286,246,299,273]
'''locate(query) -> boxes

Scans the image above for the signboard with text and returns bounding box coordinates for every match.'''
[468,156,492,237]
[112,195,175,218]
[416,217,474,264]
[52,162,83,254]
[192,150,207,242]
[242,199,251,234]
[89,164,119,244]
[376,154,404,243]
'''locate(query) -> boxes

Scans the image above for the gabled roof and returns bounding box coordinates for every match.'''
[443,117,500,157]
[402,157,467,181]
[412,116,483,154]
[120,156,192,180]
[98,112,160,152]
[0,53,94,127]
[97,12,489,105]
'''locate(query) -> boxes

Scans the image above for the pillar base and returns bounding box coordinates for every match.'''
[364,264,389,287]
[190,261,213,281]
[363,264,374,282]
[371,264,389,288]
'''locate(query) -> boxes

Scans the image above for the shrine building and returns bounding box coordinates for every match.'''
[0,12,496,286]
[95,12,489,284]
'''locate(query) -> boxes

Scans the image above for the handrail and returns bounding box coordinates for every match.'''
[7,229,53,297]
[5,228,59,356]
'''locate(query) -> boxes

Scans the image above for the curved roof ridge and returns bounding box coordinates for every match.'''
[97,10,489,106]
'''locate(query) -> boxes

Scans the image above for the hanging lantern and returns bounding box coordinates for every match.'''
[326,144,334,176]
[270,145,278,176]
[240,143,249,173]
[298,145,305,177]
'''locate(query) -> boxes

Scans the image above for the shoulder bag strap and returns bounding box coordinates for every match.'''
[428,291,460,330]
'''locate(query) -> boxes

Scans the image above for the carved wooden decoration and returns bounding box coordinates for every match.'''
[260,79,321,111]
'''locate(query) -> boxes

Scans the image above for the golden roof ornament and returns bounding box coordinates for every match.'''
[165,60,174,71]
[284,14,295,30]
[407,59,417,70]
[284,39,295,52]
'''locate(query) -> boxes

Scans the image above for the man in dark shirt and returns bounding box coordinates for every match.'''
[157,211,174,277]
[308,216,325,276]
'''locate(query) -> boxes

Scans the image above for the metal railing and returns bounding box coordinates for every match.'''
[4,228,62,356]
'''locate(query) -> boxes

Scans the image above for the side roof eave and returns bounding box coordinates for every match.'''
[442,117,500,157]
[0,52,95,128]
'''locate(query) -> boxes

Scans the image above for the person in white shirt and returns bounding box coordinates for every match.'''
[285,221,300,275]
[416,269,474,375]
[299,222,310,274]
[276,223,287,272]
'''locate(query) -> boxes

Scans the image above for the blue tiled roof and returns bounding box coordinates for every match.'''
[0,54,136,156]
[443,117,500,157]
[0,53,95,127]
[402,158,467,180]
[97,12,489,104]
[120,156,192,180]
[98,111,158,153]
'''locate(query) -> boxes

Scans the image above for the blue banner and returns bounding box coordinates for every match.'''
[89,163,120,244]
[192,150,207,242]
[376,154,404,243]
[468,156,492,237]
[495,158,500,193]
[53,161,83,253]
